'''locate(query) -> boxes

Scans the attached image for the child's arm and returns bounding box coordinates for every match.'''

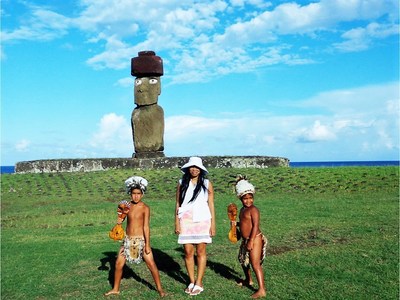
[231,220,240,226]
[246,206,260,251]
[143,206,151,254]
[109,200,130,241]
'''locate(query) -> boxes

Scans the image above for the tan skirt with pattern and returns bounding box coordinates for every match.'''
[238,233,268,268]
[121,235,145,264]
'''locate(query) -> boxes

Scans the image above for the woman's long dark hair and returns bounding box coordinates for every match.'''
[178,168,208,206]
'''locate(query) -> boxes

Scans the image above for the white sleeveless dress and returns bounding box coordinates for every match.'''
[177,179,212,244]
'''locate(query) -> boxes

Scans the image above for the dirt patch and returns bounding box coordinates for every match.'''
[267,229,349,255]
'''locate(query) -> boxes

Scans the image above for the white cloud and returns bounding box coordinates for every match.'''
[334,22,400,52]
[301,82,399,115]
[333,119,373,131]
[1,9,70,42]
[3,81,398,164]
[115,77,134,88]
[230,0,271,9]
[3,0,396,80]
[15,139,31,152]
[86,35,135,70]
[320,0,398,21]
[386,99,400,115]
[295,120,336,143]
[165,115,229,141]
[163,82,399,160]
[89,113,131,152]
[1,2,398,165]
[230,0,245,7]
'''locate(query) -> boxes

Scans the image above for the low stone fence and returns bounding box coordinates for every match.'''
[15,156,289,174]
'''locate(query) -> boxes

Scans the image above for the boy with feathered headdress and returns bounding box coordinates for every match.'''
[230,175,268,299]
[105,176,166,297]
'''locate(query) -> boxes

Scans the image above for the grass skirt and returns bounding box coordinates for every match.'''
[122,235,145,264]
[238,233,268,268]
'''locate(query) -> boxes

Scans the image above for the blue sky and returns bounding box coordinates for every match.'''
[1,0,399,166]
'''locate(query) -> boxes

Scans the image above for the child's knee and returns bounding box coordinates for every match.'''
[115,260,125,269]
[251,263,263,272]
[249,258,262,268]
[146,260,156,270]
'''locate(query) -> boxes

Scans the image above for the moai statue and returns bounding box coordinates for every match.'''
[131,51,165,158]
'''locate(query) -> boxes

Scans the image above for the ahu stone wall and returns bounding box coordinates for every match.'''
[15,156,289,174]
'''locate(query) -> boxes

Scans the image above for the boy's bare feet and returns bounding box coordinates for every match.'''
[237,279,254,287]
[104,290,120,296]
[251,289,266,298]
[158,289,167,297]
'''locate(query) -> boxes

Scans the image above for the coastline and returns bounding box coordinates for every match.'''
[290,160,399,168]
[2,160,399,174]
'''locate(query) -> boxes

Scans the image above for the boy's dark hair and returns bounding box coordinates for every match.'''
[129,184,144,195]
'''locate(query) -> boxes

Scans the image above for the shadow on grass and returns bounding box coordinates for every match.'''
[174,246,250,290]
[99,248,188,290]
[153,248,188,284]
[98,251,155,291]
[207,258,256,291]
[98,247,253,291]
[207,260,242,282]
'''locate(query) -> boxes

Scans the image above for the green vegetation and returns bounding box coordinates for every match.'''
[1,166,399,299]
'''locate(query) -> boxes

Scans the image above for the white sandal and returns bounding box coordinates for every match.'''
[185,283,195,294]
[190,284,204,296]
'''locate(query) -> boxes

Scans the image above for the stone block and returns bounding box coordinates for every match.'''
[131,51,163,77]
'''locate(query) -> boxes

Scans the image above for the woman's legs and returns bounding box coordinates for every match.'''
[195,243,207,287]
[183,244,196,284]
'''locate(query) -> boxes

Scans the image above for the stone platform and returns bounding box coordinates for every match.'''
[14,156,289,174]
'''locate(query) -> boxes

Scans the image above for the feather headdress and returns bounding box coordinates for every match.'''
[235,175,255,198]
[124,176,148,194]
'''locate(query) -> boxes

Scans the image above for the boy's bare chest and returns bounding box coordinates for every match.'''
[128,205,145,219]
[240,208,251,220]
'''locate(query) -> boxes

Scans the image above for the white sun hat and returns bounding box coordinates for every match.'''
[180,156,208,174]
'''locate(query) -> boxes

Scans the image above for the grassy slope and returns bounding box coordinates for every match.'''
[1,166,399,299]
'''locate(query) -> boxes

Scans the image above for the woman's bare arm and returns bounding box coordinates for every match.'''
[208,181,216,236]
[175,183,181,234]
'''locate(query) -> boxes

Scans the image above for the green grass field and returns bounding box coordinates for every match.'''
[1,166,399,299]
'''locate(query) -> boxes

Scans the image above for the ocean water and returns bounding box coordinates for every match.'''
[1,161,398,174]
[290,161,399,168]
[1,166,15,174]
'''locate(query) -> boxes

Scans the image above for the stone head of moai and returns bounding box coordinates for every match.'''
[131,51,163,106]
[130,51,165,158]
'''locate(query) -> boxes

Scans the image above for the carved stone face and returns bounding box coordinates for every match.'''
[134,77,161,106]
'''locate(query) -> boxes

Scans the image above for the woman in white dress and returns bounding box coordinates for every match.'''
[175,157,216,296]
